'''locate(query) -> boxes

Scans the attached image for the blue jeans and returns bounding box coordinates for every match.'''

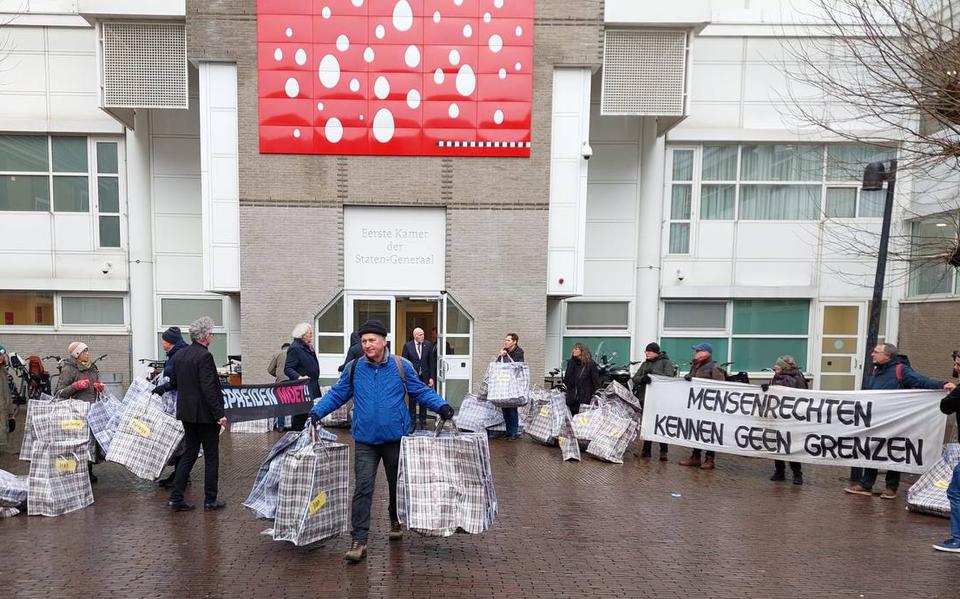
[502,407,519,436]
[949,461,960,541]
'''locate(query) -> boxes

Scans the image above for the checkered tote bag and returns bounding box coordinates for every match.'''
[123,377,155,404]
[454,394,505,433]
[0,469,28,508]
[27,401,94,517]
[907,443,960,518]
[556,412,581,462]
[88,392,124,455]
[321,400,352,428]
[244,429,319,519]
[482,359,530,408]
[107,393,185,480]
[19,395,56,461]
[524,390,568,445]
[272,428,350,546]
[397,423,497,537]
[586,411,639,464]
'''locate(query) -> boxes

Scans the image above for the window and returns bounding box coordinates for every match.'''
[96,142,121,248]
[908,214,959,296]
[0,292,54,326]
[158,296,227,364]
[444,296,472,356]
[566,302,629,329]
[562,300,630,367]
[61,296,124,325]
[315,294,346,354]
[668,149,693,253]
[561,336,631,366]
[661,299,810,372]
[668,143,897,224]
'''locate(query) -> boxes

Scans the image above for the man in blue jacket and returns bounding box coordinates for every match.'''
[310,319,454,564]
[845,343,954,499]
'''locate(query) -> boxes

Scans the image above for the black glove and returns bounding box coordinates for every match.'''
[308,412,321,427]
[639,374,652,385]
[683,374,692,381]
[760,383,770,393]
[151,385,165,396]
[7,418,13,433]
[438,404,455,421]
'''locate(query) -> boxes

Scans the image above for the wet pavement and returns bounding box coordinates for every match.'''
[1,414,955,599]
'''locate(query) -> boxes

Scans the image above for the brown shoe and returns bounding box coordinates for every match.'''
[659,452,669,462]
[700,458,715,470]
[344,542,367,563]
[389,522,403,541]
[880,488,897,500]
[679,456,701,467]
[844,483,873,496]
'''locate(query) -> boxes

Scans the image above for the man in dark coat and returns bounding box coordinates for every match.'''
[152,326,190,488]
[934,384,960,552]
[679,342,726,469]
[496,333,524,440]
[167,316,228,511]
[631,342,677,460]
[401,327,434,429]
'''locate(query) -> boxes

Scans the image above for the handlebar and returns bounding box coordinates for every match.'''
[42,355,61,362]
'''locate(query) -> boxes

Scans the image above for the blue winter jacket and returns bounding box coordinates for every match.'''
[864,358,945,391]
[311,354,450,445]
[162,338,188,378]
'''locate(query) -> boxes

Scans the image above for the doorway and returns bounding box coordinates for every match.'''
[395,298,438,352]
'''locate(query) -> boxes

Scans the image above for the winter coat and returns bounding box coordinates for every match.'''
[771,367,808,389]
[631,353,677,401]
[564,357,601,406]
[497,345,524,363]
[284,338,321,400]
[688,359,726,381]
[55,356,101,402]
[864,358,945,391]
[267,347,290,383]
[312,354,450,445]
[0,363,12,450]
[168,342,224,424]
[401,339,434,383]
[153,339,189,395]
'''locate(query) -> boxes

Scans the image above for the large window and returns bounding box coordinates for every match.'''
[315,294,346,354]
[666,144,897,244]
[908,213,959,296]
[661,299,810,372]
[562,301,631,368]
[0,292,54,326]
[0,292,125,328]
[61,296,124,325]
[158,297,227,364]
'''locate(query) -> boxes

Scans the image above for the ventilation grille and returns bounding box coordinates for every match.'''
[101,22,187,109]
[601,30,688,116]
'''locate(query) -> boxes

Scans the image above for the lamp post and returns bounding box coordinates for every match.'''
[860,159,897,388]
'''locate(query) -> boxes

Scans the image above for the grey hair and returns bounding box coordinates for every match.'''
[189,316,215,343]
[879,342,898,357]
[291,322,312,339]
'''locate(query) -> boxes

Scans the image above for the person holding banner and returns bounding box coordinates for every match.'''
[845,343,954,500]
[679,343,726,470]
[308,319,454,564]
[632,342,677,460]
[934,386,960,553]
[766,356,807,485]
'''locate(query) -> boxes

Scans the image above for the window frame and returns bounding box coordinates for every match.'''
[93,139,124,249]
[0,291,128,334]
[907,212,960,298]
[561,299,632,365]
[666,147,697,255]
[155,294,228,361]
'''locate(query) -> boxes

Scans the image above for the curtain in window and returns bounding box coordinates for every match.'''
[826,144,897,181]
[700,184,735,219]
[701,145,737,181]
[669,223,690,254]
[672,150,694,181]
[671,185,691,219]
[741,144,823,181]
[740,185,819,220]
[824,188,856,218]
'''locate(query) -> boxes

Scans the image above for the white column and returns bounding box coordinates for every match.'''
[125,111,155,377]
[633,117,665,359]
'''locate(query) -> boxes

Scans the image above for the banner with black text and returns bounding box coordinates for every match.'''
[222,380,314,423]
[641,376,947,473]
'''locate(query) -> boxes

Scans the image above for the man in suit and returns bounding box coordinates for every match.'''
[401,327,433,430]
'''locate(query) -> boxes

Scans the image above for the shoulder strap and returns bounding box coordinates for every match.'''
[895,362,903,386]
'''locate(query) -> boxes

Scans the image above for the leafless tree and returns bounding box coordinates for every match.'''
[779,0,960,291]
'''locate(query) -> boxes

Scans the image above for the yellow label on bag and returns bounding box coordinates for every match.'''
[538,408,549,417]
[308,491,328,516]
[556,436,565,445]
[495,374,511,383]
[577,415,588,425]
[935,479,950,490]
[130,419,151,438]
[61,419,84,431]
[55,458,78,473]
[610,429,622,438]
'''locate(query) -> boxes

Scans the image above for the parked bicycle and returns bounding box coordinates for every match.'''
[7,353,54,404]
[139,358,166,383]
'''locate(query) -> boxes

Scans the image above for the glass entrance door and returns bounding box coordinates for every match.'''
[438,293,473,408]
[819,303,863,390]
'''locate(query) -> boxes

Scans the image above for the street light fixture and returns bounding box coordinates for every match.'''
[860,159,897,388]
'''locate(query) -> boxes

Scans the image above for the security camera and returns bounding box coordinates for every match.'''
[101,261,113,275]
[581,141,593,160]
[676,268,685,281]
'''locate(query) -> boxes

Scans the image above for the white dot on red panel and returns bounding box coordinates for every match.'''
[407,88,421,109]
[319,54,341,88]
[489,34,503,53]
[433,11,441,23]
[336,35,350,52]
[448,49,460,66]
[448,104,460,118]
[376,25,385,39]
[454,0,463,5]
[393,0,413,32]
[364,47,375,62]
[374,76,390,99]
[350,78,360,92]
[317,102,324,111]
[285,27,293,37]
[483,12,491,23]
[433,68,445,84]
[494,0,504,7]
[322,6,331,18]
[273,48,283,61]
[360,114,364,120]
[456,64,476,96]
[515,62,522,71]
[463,24,472,38]
[494,110,504,124]
[498,67,507,79]
[404,45,421,68]
[373,108,395,143]
[516,26,523,36]
[326,118,344,143]
[352,0,364,6]
[284,77,300,98]
[293,128,301,138]
[295,48,307,65]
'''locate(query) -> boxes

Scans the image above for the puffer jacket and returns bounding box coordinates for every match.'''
[865,358,945,391]
[631,352,677,401]
[771,367,808,389]
[55,356,101,402]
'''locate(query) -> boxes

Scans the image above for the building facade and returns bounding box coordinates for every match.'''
[0,0,956,405]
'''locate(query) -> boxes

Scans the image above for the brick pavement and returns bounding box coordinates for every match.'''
[1,416,955,599]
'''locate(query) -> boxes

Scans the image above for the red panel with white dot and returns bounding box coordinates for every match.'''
[257,0,534,157]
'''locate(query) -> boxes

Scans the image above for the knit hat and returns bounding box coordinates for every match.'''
[645,342,661,353]
[161,326,183,344]
[776,355,797,370]
[68,341,88,358]
[357,319,388,338]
